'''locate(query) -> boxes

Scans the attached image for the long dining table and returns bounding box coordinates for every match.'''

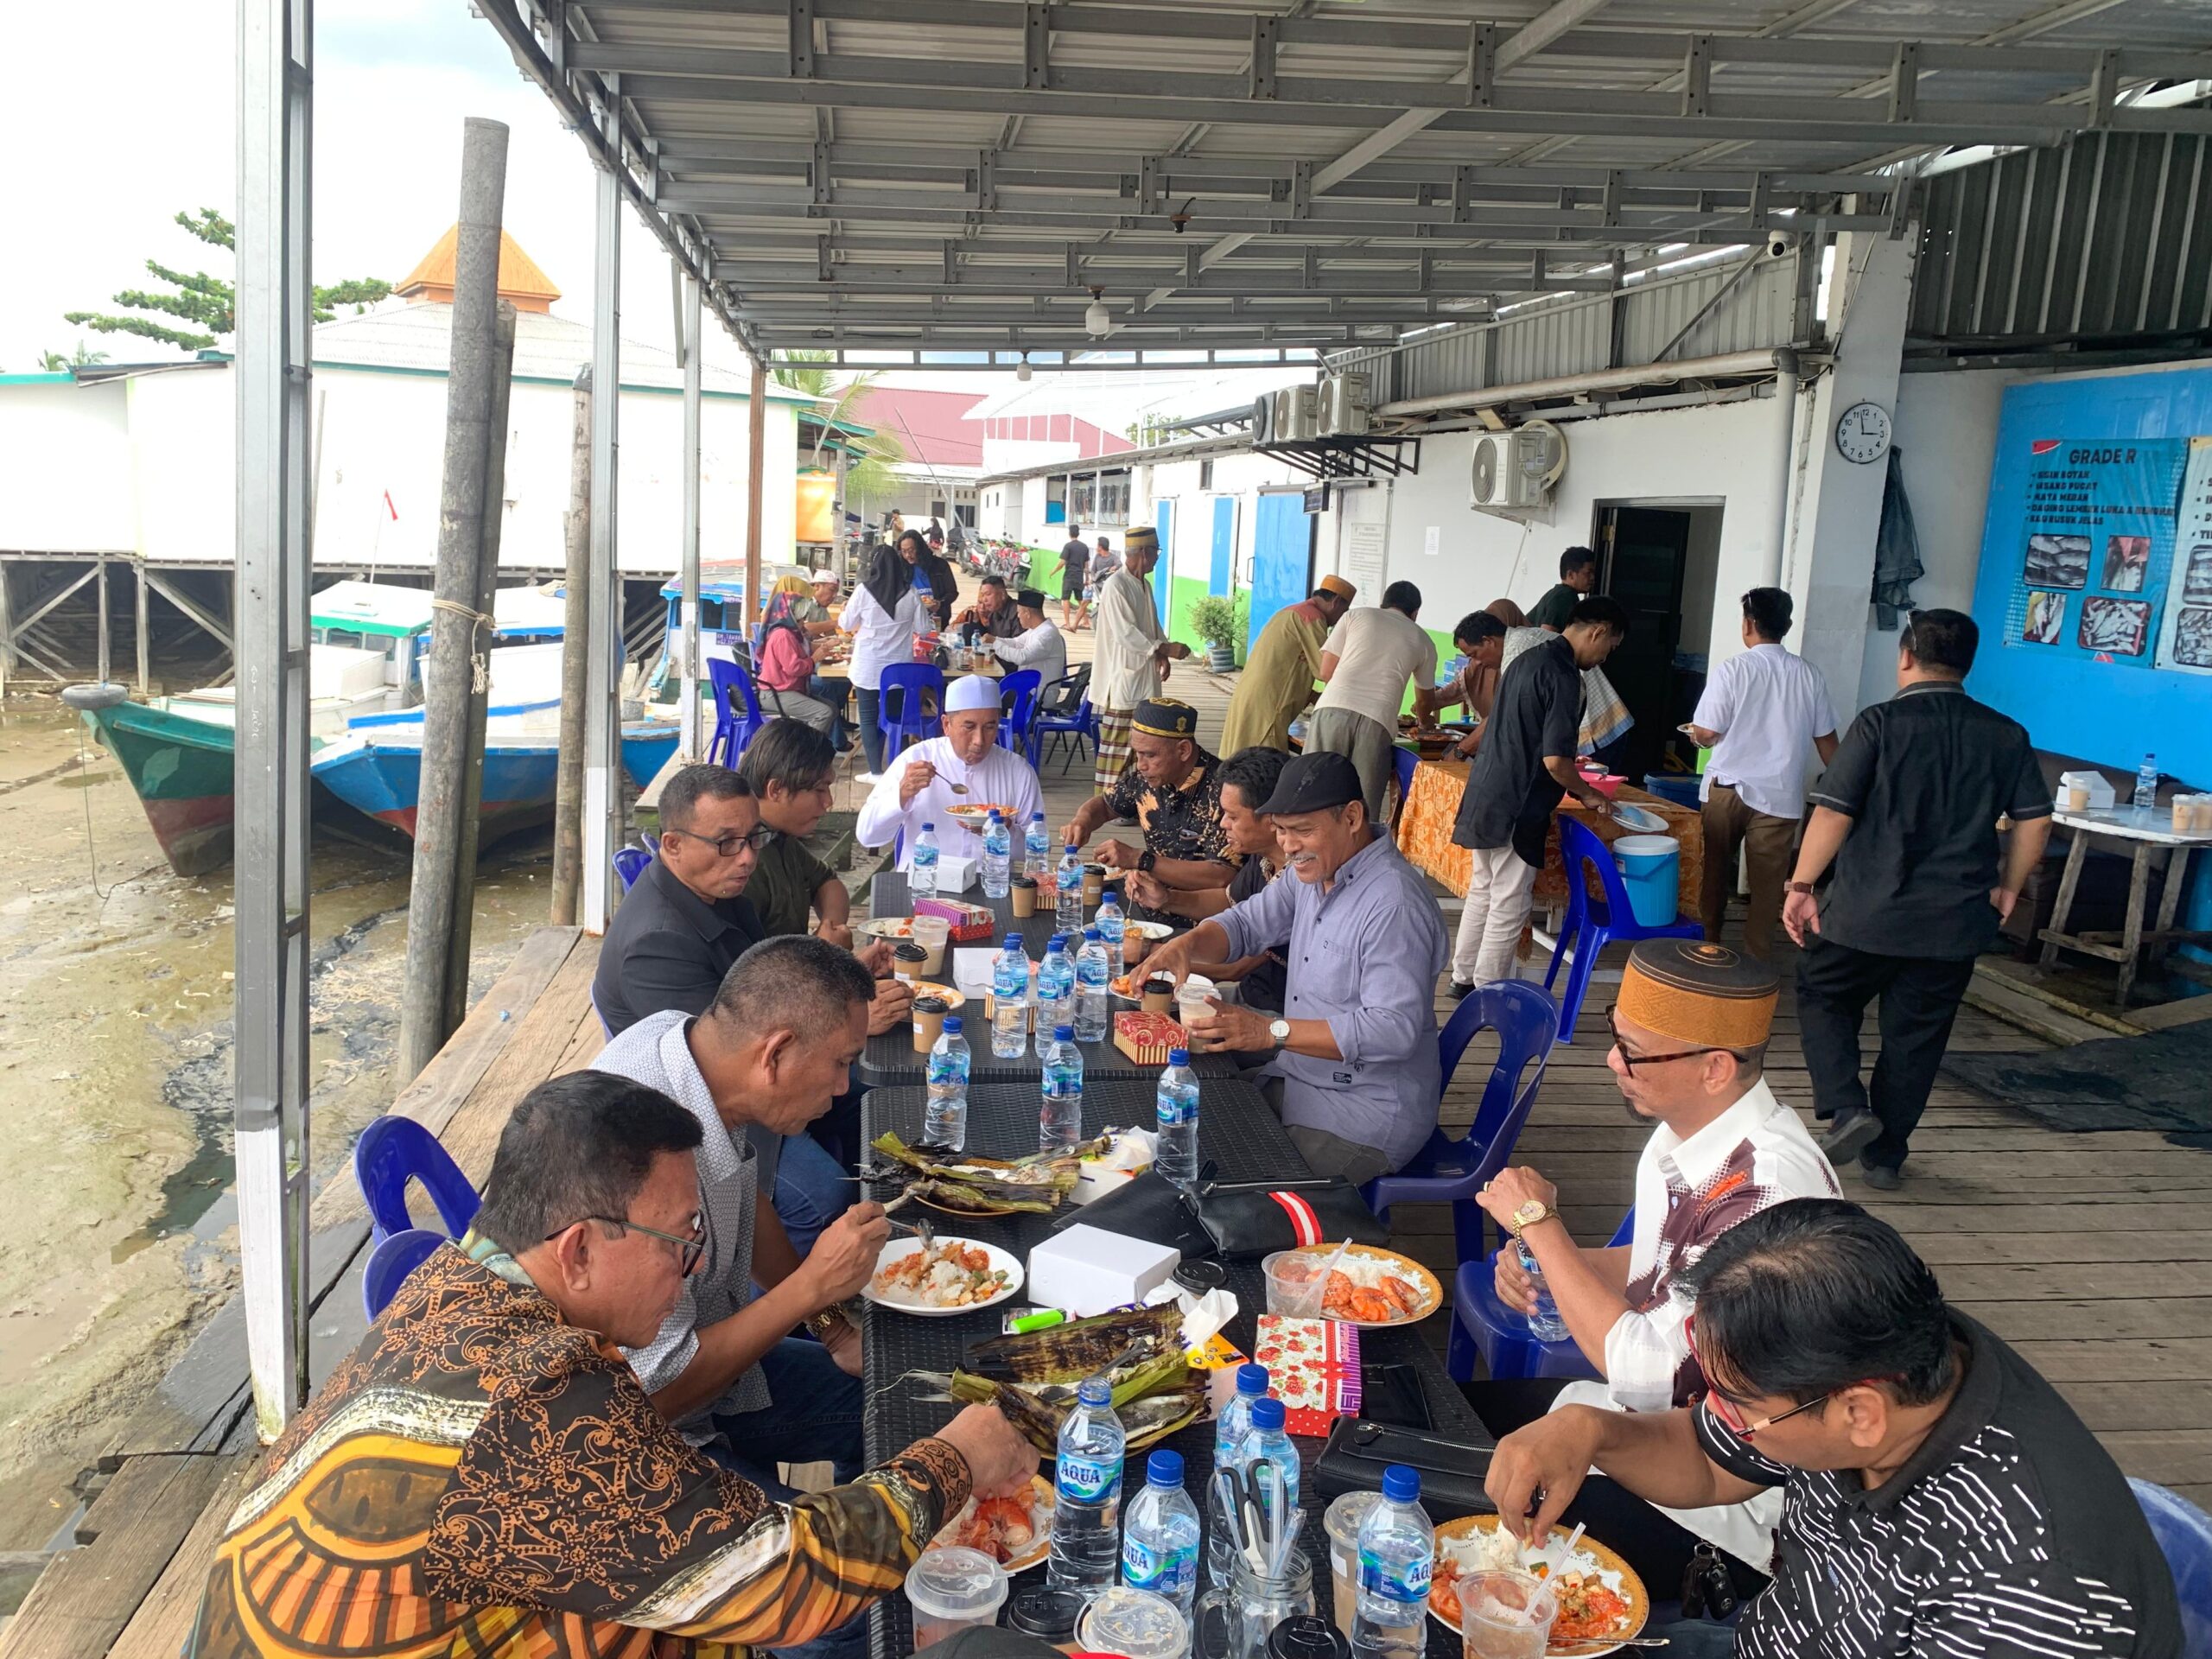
[857,1074,1490,1659]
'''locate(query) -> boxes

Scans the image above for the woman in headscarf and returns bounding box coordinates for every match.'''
[899,527,959,629]
[748,579,842,740]
[837,543,925,777]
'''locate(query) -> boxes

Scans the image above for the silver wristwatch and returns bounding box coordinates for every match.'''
[1268,1017,1292,1046]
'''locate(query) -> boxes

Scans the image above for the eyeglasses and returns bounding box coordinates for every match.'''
[546,1211,707,1276]
[1607,1010,1745,1077]
[1686,1314,1844,1439]
[665,824,776,859]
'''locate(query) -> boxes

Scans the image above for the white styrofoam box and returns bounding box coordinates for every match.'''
[1027,1224,1181,1317]
[935,854,978,892]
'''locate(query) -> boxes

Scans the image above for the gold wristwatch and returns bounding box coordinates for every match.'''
[1507,1199,1554,1237]
[804,1305,855,1343]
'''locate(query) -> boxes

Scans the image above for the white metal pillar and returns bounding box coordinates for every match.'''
[582,96,623,935]
[679,269,704,760]
[235,0,315,1436]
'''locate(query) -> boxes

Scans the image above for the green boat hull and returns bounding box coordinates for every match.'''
[85,702,240,877]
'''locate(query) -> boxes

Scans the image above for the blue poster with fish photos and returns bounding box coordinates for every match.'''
[2158,438,2212,677]
[2002,436,2188,669]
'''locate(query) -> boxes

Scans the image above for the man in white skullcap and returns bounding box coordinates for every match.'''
[855,674,1045,872]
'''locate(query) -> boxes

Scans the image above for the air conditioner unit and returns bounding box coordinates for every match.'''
[1273,385,1319,442]
[1470,419,1568,513]
[1249,392,1275,445]
[1319,372,1372,436]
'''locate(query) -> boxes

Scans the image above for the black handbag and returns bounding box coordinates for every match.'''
[1313,1417,1497,1522]
[1187,1176,1389,1259]
[1049,1169,1216,1258]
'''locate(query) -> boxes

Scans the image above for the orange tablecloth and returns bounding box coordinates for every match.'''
[1396,756,1704,916]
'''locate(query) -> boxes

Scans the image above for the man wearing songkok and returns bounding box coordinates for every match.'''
[1090,525,1191,791]
[1466,939,1839,1598]
[856,673,1044,871]
[185,1069,1035,1659]
[1220,574,1356,754]
[1061,697,1234,917]
[988,588,1068,689]
[1143,752,1446,1183]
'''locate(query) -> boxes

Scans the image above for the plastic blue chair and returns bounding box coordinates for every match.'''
[706,657,767,766]
[353,1115,480,1245]
[2133,1479,2212,1654]
[877,663,944,760]
[1446,1207,1636,1382]
[996,669,1042,753]
[1546,814,1703,1044]
[1389,746,1418,826]
[1029,671,1098,774]
[362,1227,446,1320]
[613,844,652,893]
[1364,981,1559,1269]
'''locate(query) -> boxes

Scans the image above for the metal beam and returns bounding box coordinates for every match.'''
[234,0,313,1439]
[582,100,623,937]
[142,567,237,652]
[679,269,704,760]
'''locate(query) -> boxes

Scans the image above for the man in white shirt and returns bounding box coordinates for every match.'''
[1306,580,1442,821]
[988,588,1068,690]
[1091,524,1190,792]
[1688,588,1840,959]
[855,673,1045,871]
[1467,938,1839,1592]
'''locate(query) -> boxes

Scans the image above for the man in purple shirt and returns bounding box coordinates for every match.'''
[1144,752,1446,1182]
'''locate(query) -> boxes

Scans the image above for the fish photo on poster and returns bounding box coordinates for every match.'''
[2171,607,2212,671]
[2184,544,2212,607]
[2024,533,2091,588]
[2101,535,2152,592]
[2077,595,2152,656]
[2023,591,2068,645]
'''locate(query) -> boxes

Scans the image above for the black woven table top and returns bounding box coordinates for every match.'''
[861,1022,1247,1088]
[871,870,1173,960]
[859,1079,1486,1659]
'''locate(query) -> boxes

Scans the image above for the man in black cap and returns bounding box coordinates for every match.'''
[1144,752,1447,1182]
[1061,697,1234,913]
[986,588,1067,689]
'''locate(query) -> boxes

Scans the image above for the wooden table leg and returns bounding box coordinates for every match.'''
[2038,830,2089,971]
[2149,845,2192,978]
[2116,842,2152,1007]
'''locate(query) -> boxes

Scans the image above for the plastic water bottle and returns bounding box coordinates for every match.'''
[1350,1465,1433,1659]
[911,822,941,900]
[1026,811,1053,883]
[1048,1376,1125,1597]
[1095,889,1128,980]
[1075,928,1111,1043]
[1026,811,1052,883]
[1207,1365,1269,1587]
[1057,843,1086,933]
[923,1016,971,1152]
[1121,1449,1202,1618]
[982,810,1012,899]
[2137,753,2160,815]
[1236,1397,1302,1533]
[1154,1048,1200,1190]
[1037,935,1075,1034]
[993,933,1033,1060]
[1040,1024,1084,1153]
[1516,1238,1570,1342]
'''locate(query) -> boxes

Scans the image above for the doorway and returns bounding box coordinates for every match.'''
[1591,501,1723,780]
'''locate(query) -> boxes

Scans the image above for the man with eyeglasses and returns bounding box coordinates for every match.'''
[1487,1199,2180,1659]
[1465,939,1839,1598]
[188,1068,1036,1659]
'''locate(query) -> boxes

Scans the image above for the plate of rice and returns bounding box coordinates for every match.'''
[863,1236,1023,1316]
[1428,1515,1646,1656]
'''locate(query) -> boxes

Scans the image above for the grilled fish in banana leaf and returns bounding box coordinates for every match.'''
[865,1133,1095,1212]
[961,1304,1185,1384]
[938,1363,1207,1453]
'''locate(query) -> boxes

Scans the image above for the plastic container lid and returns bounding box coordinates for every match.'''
[940,1014,962,1032]
[1007,1586,1086,1643]
[1382,1464,1421,1503]
[1013,874,1038,887]
[1323,1489,1383,1548]
[1168,1047,1191,1066]
[1267,1615,1351,1659]
[1055,1024,1075,1041]
[1250,1397,1286,1431]
[1085,926,1103,940]
[924,823,937,831]
[1236,1363,1271,1396]
[904,1545,1008,1624]
[895,942,929,959]
[1147,1449,1185,1487]
[1611,834,1679,857]
[1005,933,1023,948]
[1075,1586,1189,1659]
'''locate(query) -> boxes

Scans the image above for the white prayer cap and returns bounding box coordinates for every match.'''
[945,676,1002,714]
[809,567,840,584]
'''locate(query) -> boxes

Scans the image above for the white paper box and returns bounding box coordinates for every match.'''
[1027,1225,1181,1317]
[934,855,978,892]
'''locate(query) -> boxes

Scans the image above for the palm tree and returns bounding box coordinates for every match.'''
[39,340,110,371]
[772,351,906,516]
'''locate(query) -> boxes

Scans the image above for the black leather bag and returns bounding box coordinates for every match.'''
[1049,1169,1216,1258]
[1187,1176,1389,1259]
[1313,1418,1497,1522]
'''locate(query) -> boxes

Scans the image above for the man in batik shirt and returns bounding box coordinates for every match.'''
[1060,698,1235,920]
[1465,940,1839,1600]
[188,1071,1033,1659]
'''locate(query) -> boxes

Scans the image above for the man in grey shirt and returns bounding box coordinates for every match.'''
[1145,752,1446,1183]
[593,936,887,1492]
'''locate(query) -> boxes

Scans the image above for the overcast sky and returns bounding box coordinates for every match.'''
[3,0,743,375]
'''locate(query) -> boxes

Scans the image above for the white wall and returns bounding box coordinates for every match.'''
[0,379,136,552]
[87,365,799,574]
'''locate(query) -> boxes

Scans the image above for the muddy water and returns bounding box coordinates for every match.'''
[0,696,546,1545]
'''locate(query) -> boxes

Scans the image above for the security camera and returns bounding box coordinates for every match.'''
[1766,231,1796,258]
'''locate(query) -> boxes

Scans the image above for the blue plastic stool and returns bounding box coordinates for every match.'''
[2133,1478,2212,1654]
[353,1116,480,1244]
[1546,814,1703,1044]
[362,1228,446,1321]
[706,657,767,766]
[996,668,1042,753]
[1447,1208,1636,1382]
[876,663,944,760]
[1364,982,1559,1269]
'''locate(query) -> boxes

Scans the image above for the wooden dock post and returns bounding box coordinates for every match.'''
[550,366,591,926]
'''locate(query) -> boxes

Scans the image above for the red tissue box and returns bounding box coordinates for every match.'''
[913,896,996,941]
[1252,1315,1362,1437]
[1113,1010,1188,1065]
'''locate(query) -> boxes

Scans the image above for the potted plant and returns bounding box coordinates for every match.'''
[1189,594,1242,673]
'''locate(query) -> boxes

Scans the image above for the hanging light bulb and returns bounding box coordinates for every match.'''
[1084,290,1111,338]
[1016,353,1033,381]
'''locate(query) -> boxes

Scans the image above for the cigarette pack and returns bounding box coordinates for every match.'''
[1252,1315,1362,1437]
[914,896,995,940]
[1114,1010,1189,1065]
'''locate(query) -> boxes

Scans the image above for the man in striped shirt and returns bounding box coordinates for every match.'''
[1487,1200,2181,1658]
